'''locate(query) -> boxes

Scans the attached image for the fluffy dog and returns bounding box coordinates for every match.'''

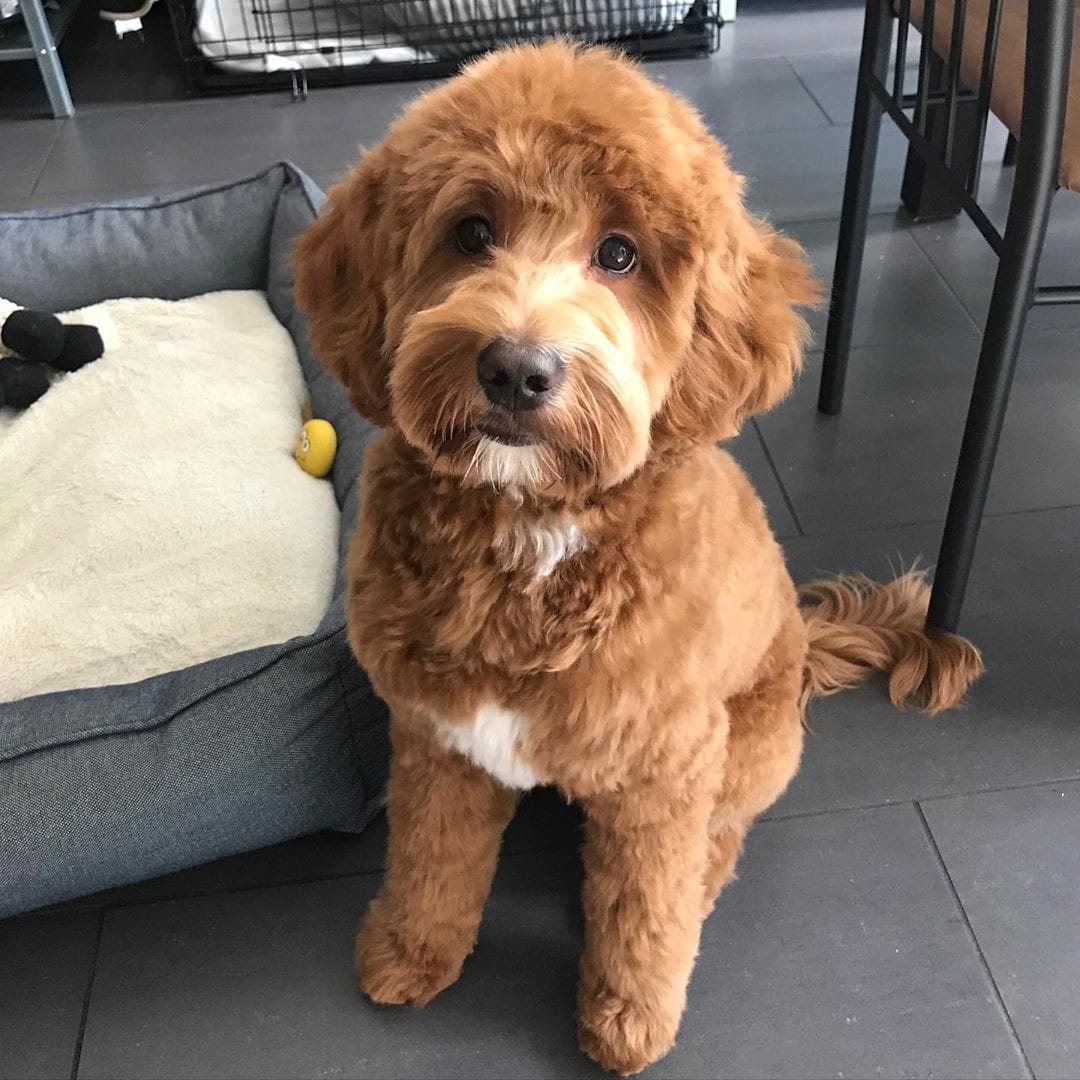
[295,42,983,1075]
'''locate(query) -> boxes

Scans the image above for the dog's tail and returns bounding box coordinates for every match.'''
[799,568,983,715]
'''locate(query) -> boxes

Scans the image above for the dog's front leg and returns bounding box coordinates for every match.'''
[356,718,519,1006]
[577,786,714,1075]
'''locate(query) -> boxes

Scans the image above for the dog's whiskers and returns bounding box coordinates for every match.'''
[463,436,485,484]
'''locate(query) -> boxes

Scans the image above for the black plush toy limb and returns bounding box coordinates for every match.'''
[1,309,65,365]
[1,309,104,371]
[0,358,51,409]
[54,323,105,371]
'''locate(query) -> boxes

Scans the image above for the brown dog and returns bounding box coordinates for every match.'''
[295,42,982,1075]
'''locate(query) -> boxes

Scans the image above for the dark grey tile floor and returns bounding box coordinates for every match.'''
[3,1,1079,1078]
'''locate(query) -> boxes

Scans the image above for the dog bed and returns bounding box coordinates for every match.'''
[0,290,340,703]
[0,164,389,917]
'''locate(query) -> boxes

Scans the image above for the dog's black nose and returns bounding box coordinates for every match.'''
[476,339,565,412]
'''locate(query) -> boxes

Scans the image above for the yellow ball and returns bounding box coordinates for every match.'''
[294,418,337,478]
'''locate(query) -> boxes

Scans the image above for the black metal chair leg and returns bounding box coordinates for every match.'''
[926,0,1074,632]
[1003,132,1019,167]
[900,55,982,221]
[818,0,894,416]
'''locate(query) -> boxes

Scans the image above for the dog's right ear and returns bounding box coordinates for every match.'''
[294,149,393,427]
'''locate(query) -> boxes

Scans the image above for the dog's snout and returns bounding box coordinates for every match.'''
[477,339,564,412]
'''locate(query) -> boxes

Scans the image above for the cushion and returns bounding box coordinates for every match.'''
[907,0,1080,192]
[0,165,389,917]
[0,290,340,704]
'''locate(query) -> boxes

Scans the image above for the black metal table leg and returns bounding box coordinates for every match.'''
[926,0,1074,631]
[818,0,894,416]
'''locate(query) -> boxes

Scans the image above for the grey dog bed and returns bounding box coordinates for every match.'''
[0,164,388,917]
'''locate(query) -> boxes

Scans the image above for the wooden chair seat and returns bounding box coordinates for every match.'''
[909,0,1080,190]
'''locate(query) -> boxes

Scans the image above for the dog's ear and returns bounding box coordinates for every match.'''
[657,213,817,444]
[294,149,393,427]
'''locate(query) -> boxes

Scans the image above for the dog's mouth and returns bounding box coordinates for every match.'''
[476,417,540,447]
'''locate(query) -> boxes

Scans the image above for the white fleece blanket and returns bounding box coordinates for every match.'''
[0,291,339,704]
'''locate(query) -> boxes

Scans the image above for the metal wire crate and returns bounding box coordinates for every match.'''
[165,0,721,95]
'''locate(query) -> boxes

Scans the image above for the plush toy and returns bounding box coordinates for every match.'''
[0,358,51,410]
[294,418,337,478]
[0,308,104,410]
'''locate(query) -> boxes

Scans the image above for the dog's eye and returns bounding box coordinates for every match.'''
[454,216,494,256]
[594,235,637,275]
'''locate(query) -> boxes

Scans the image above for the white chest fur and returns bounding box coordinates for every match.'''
[497,513,587,579]
[435,704,540,789]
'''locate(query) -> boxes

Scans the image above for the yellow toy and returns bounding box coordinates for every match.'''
[294,418,337,478]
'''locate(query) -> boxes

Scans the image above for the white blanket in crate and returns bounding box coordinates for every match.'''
[194,0,426,73]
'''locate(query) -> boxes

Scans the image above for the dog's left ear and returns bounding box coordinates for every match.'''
[294,149,394,427]
[657,213,818,444]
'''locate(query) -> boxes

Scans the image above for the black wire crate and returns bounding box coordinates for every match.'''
[164,0,722,95]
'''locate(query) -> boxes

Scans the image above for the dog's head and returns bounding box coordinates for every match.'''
[295,42,816,497]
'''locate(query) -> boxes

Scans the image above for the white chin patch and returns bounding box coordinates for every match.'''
[470,437,547,489]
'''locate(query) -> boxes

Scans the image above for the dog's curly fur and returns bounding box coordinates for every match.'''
[295,42,983,1075]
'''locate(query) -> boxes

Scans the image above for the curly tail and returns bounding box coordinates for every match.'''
[799,568,984,715]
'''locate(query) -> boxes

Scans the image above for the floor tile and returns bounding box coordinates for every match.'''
[718,0,866,59]
[0,909,100,1080]
[726,121,910,223]
[923,782,1080,1080]
[3,120,65,203]
[502,784,585,854]
[785,49,859,126]
[32,81,432,200]
[760,341,977,535]
[651,55,830,137]
[47,787,580,913]
[659,803,1024,1079]
[911,194,1080,333]
[784,214,979,351]
[0,3,187,120]
[776,55,1015,217]
[77,850,589,1080]
[77,804,1024,1079]
[726,422,800,539]
[1,192,72,215]
[774,508,1080,815]
[307,167,349,194]
[0,187,152,215]
[757,325,1080,535]
[44,828,389,914]
[788,51,943,127]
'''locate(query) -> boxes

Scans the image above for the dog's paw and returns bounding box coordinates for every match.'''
[355,902,466,1007]
[577,980,680,1076]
